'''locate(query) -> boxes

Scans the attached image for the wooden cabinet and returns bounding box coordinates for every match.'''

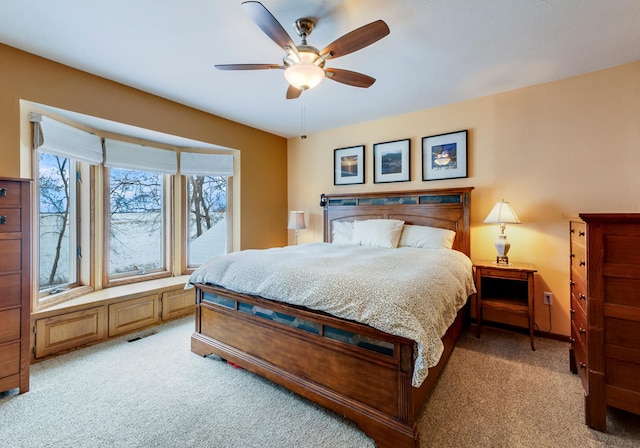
[569,214,640,431]
[474,261,537,350]
[0,179,31,394]
[33,282,194,359]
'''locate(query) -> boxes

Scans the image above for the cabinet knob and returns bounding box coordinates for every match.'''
[579,327,586,334]
[579,293,586,301]
[570,253,575,258]
[579,260,586,266]
[579,231,585,237]
[570,280,575,287]
[570,308,575,315]
[569,337,575,343]
[579,362,587,369]
[0,215,5,225]
[0,188,6,197]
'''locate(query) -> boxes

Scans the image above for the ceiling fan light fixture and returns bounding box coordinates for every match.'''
[284,49,324,90]
[284,63,325,91]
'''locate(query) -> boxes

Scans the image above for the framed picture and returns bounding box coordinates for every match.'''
[422,130,468,181]
[334,145,365,185]
[373,139,410,183]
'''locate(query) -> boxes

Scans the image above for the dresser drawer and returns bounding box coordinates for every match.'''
[0,341,20,378]
[0,274,21,309]
[570,243,587,275]
[0,208,21,233]
[570,274,587,313]
[570,221,586,244]
[0,240,21,272]
[571,328,589,392]
[571,302,587,348]
[0,309,21,344]
[0,181,22,207]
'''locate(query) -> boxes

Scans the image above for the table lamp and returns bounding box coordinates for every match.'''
[287,211,306,245]
[483,200,521,265]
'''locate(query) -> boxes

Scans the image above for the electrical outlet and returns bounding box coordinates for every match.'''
[543,292,553,305]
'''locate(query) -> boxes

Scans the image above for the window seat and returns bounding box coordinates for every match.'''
[30,275,194,362]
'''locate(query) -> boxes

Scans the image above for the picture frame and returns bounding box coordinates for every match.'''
[334,145,365,185]
[373,139,410,183]
[422,130,468,181]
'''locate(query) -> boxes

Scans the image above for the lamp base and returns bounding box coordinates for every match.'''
[495,255,510,265]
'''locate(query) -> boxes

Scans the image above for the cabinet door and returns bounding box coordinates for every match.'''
[162,289,195,321]
[108,294,161,337]
[35,307,107,359]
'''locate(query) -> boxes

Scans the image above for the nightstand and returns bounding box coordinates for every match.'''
[474,260,537,350]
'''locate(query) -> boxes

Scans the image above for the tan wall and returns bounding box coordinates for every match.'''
[0,44,287,249]
[287,60,640,337]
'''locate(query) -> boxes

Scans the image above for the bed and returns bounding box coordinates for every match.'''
[189,187,474,448]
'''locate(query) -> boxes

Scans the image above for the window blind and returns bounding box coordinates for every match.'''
[31,114,104,165]
[179,152,234,176]
[104,139,178,174]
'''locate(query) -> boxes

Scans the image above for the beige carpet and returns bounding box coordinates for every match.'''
[1,317,639,447]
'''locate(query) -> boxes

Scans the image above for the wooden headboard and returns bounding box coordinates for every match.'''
[321,187,473,256]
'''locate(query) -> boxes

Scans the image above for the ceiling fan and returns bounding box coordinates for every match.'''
[215,1,390,99]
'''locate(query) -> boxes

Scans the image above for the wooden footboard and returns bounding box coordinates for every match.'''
[191,284,467,448]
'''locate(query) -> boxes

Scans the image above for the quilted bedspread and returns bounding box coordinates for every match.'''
[187,242,476,386]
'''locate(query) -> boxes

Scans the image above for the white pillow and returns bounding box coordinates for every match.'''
[352,219,405,249]
[332,221,355,244]
[398,224,456,249]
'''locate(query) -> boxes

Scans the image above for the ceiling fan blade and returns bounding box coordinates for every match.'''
[325,68,376,88]
[320,20,390,60]
[286,85,302,100]
[242,1,297,51]
[215,64,281,70]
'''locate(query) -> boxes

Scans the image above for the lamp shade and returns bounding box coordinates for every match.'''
[483,200,521,224]
[287,211,306,230]
[284,50,325,90]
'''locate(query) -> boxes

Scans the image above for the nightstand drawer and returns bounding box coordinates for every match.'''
[479,267,528,281]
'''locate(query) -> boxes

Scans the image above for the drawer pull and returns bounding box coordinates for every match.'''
[579,260,586,266]
[570,309,575,316]
[579,362,587,369]
[579,327,586,334]
[570,280,575,287]
[579,293,586,301]
[569,337,575,343]
[579,231,585,237]
[570,253,575,258]
[0,188,6,197]
[0,215,5,225]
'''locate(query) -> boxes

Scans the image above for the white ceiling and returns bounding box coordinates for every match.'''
[1,0,639,139]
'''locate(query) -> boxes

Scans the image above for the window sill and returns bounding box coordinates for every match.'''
[31,275,191,319]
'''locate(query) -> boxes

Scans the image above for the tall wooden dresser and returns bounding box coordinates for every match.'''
[0,178,31,394]
[569,214,640,431]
